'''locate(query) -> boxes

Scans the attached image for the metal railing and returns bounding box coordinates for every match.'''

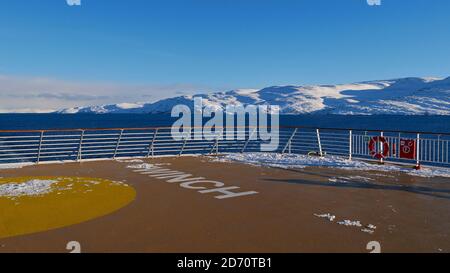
[1,126,449,168]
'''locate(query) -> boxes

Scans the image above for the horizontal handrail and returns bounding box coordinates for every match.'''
[1,125,450,136]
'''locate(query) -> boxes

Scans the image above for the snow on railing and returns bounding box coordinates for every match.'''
[0,126,449,169]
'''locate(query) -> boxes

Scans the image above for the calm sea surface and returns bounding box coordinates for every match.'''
[0,114,449,133]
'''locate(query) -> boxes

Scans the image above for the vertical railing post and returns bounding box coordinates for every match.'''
[282,128,297,154]
[348,130,352,161]
[36,131,44,164]
[77,130,85,162]
[438,135,441,163]
[179,128,191,156]
[209,139,218,155]
[113,129,124,159]
[215,136,219,155]
[316,129,323,157]
[215,128,221,155]
[209,129,222,156]
[416,133,421,169]
[241,128,257,153]
[380,131,384,164]
[147,128,159,158]
[217,128,223,155]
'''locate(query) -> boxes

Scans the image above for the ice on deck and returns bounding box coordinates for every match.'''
[0,179,59,198]
[216,153,450,178]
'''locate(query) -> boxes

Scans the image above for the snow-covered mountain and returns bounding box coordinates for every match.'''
[58,77,450,115]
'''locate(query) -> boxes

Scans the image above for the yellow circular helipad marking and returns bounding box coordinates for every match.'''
[0,176,136,239]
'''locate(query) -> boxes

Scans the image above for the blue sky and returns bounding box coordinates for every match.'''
[0,0,449,111]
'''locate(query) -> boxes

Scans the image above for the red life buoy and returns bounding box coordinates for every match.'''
[368,136,390,160]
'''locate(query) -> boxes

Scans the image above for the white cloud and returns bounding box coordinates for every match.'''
[66,0,81,6]
[0,74,214,113]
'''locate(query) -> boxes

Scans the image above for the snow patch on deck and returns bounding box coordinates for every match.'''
[0,179,59,198]
[338,220,363,227]
[314,212,378,235]
[217,153,450,178]
[0,163,34,170]
[314,213,336,222]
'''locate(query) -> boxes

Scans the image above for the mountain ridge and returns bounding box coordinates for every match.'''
[58,77,450,115]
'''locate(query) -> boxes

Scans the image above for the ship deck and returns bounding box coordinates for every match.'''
[1,155,450,253]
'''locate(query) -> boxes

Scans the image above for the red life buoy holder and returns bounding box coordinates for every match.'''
[368,136,389,160]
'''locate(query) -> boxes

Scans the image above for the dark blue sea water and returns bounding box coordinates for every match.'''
[0,114,450,134]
